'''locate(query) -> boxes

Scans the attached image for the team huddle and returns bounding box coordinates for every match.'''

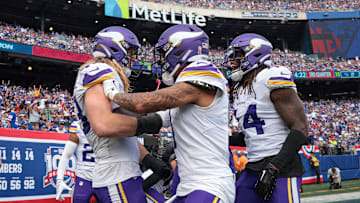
[55,24,309,203]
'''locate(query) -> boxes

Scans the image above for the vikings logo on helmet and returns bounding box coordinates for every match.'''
[43,146,76,188]
[154,24,209,86]
[92,26,140,67]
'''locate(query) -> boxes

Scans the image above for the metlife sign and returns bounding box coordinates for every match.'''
[105,0,206,27]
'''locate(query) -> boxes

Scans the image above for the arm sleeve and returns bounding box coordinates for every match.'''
[57,141,78,181]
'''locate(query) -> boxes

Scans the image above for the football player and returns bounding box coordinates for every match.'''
[73,26,171,203]
[102,24,235,203]
[56,120,97,202]
[224,33,308,202]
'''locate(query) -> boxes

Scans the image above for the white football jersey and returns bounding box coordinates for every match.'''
[158,59,235,203]
[69,121,95,181]
[73,62,141,188]
[233,66,296,162]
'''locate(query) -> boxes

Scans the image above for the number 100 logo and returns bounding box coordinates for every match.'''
[43,146,76,188]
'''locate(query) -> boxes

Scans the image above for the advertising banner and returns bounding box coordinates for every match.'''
[32,47,92,63]
[306,71,334,79]
[242,11,298,19]
[0,40,32,55]
[0,128,73,203]
[309,20,360,59]
[293,71,360,79]
[335,71,360,78]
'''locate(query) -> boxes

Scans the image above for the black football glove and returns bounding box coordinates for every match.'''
[143,173,161,191]
[142,154,173,185]
[254,163,279,201]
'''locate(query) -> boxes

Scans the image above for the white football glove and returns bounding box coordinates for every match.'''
[102,79,121,101]
[56,179,72,201]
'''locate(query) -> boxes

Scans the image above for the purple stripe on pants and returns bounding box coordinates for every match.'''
[94,176,147,203]
[235,169,302,203]
[146,188,166,203]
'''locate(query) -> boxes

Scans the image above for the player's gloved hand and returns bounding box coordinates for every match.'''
[254,163,279,201]
[56,179,72,201]
[102,79,120,101]
[142,154,173,186]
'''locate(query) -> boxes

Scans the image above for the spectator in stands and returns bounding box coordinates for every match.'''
[0,109,9,128]
[55,121,68,133]
[309,152,321,184]
[349,141,358,155]
[41,101,54,121]
[232,149,240,174]
[30,122,40,131]
[328,167,341,189]
[20,121,28,130]
[6,106,20,129]
[27,100,40,126]
[238,151,248,174]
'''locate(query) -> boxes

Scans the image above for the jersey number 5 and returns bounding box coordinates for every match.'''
[243,105,265,135]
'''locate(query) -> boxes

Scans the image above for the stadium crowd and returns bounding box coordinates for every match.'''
[0,80,75,133]
[272,49,360,72]
[1,22,360,72]
[0,22,94,54]
[143,0,360,12]
[305,98,360,155]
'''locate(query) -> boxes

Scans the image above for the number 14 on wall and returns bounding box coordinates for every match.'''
[9,148,34,161]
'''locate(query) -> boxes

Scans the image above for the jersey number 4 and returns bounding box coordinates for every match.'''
[243,105,265,135]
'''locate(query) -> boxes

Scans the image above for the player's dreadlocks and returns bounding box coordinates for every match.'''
[231,65,267,99]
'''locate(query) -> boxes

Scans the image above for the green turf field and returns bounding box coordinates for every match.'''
[330,200,360,203]
[301,179,360,198]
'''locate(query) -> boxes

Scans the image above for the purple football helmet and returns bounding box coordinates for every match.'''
[224,33,273,81]
[92,26,140,67]
[154,24,209,85]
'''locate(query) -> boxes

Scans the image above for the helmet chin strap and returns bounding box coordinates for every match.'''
[112,59,132,78]
[162,50,192,86]
[231,68,253,82]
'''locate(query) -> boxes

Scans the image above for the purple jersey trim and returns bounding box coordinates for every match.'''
[82,69,112,87]
[183,65,220,73]
[268,76,294,81]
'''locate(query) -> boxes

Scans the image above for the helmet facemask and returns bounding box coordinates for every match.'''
[224,46,250,82]
[225,35,273,82]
